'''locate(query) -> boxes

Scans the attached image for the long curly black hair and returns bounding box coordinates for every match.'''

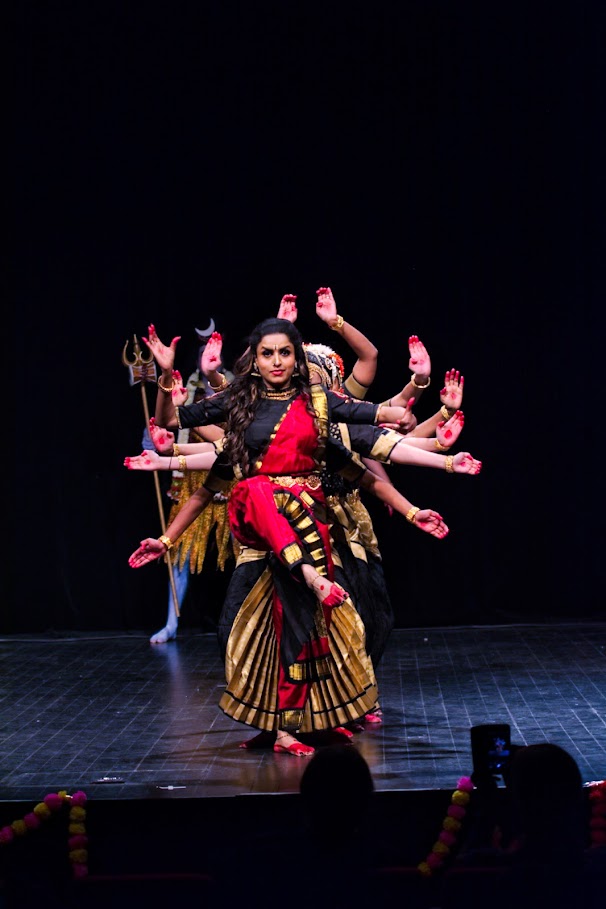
[222,318,313,476]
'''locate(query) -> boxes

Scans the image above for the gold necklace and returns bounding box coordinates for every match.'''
[261,386,298,400]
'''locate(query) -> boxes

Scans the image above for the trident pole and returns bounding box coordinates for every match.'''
[122,334,180,617]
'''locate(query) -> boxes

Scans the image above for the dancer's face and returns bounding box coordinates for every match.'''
[255,333,296,389]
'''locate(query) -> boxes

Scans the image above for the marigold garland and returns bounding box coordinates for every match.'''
[0,790,88,878]
[417,776,473,877]
[587,780,606,848]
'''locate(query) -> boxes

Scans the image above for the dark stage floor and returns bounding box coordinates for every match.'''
[2,622,605,804]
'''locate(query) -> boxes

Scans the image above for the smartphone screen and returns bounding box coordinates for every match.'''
[470,723,511,778]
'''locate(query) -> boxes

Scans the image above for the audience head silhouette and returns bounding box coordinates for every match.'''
[300,745,374,835]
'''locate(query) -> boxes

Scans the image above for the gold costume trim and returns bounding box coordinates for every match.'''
[342,373,369,400]
[370,430,402,464]
[168,469,237,572]
[268,474,322,490]
[219,579,378,732]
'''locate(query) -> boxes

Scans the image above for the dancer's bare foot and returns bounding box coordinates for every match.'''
[150,626,177,644]
[273,731,315,757]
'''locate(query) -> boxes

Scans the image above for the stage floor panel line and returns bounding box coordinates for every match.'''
[1,623,605,803]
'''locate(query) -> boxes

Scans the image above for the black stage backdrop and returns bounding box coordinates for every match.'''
[11,2,605,633]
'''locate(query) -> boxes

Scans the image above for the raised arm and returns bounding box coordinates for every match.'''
[315,286,378,389]
[382,335,432,408]
[200,331,230,392]
[407,369,464,439]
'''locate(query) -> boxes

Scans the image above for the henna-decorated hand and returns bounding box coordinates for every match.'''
[148,417,175,452]
[408,335,431,381]
[277,294,298,322]
[170,370,188,406]
[201,332,223,376]
[142,324,181,372]
[128,538,167,568]
[436,410,464,448]
[440,369,464,410]
[124,450,163,471]
[315,287,338,325]
[415,509,449,539]
[451,451,482,475]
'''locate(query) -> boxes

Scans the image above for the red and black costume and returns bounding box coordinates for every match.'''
[175,385,385,733]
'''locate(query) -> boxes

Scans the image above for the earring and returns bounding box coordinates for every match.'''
[292,367,300,376]
[250,362,261,377]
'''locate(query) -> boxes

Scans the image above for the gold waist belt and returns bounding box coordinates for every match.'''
[267,474,322,490]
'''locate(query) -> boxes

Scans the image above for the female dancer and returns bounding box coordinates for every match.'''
[130,318,480,755]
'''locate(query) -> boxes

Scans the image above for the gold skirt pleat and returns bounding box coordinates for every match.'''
[219,567,378,732]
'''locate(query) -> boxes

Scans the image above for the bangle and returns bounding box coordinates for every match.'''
[434,438,450,451]
[209,374,229,392]
[410,374,430,389]
[406,506,420,524]
[157,376,175,394]
[330,314,345,333]
[444,455,455,473]
[177,455,187,471]
[440,404,456,420]
[158,534,173,550]
[173,443,181,457]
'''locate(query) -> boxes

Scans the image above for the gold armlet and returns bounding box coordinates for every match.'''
[158,534,173,550]
[406,506,420,524]
[444,455,455,474]
[410,374,430,389]
[434,438,450,451]
[330,314,345,333]
[157,376,176,394]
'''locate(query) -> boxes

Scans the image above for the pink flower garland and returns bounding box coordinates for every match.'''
[0,790,88,878]
[417,776,474,876]
[588,780,606,848]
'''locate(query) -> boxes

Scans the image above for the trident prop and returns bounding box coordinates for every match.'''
[122,335,180,617]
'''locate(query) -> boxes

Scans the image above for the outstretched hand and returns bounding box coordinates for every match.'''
[124,450,163,471]
[436,410,464,448]
[142,324,181,372]
[201,332,223,375]
[277,294,298,322]
[408,335,431,381]
[415,509,449,539]
[451,451,482,475]
[440,369,464,411]
[128,538,167,568]
[149,417,175,452]
[315,287,337,325]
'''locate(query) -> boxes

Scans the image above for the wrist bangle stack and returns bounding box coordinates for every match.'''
[330,315,345,333]
[444,455,455,474]
[157,376,176,394]
[434,438,450,451]
[406,506,420,524]
[440,404,456,420]
[173,443,181,457]
[410,374,430,389]
[158,534,173,550]
[209,374,229,392]
[177,455,187,471]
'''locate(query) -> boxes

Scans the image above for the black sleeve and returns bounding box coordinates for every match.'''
[202,452,236,494]
[325,437,367,485]
[176,391,229,429]
[326,389,379,424]
[347,425,403,463]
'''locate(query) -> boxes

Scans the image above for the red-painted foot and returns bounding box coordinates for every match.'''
[364,712,383,725]
[273,740,315,757]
